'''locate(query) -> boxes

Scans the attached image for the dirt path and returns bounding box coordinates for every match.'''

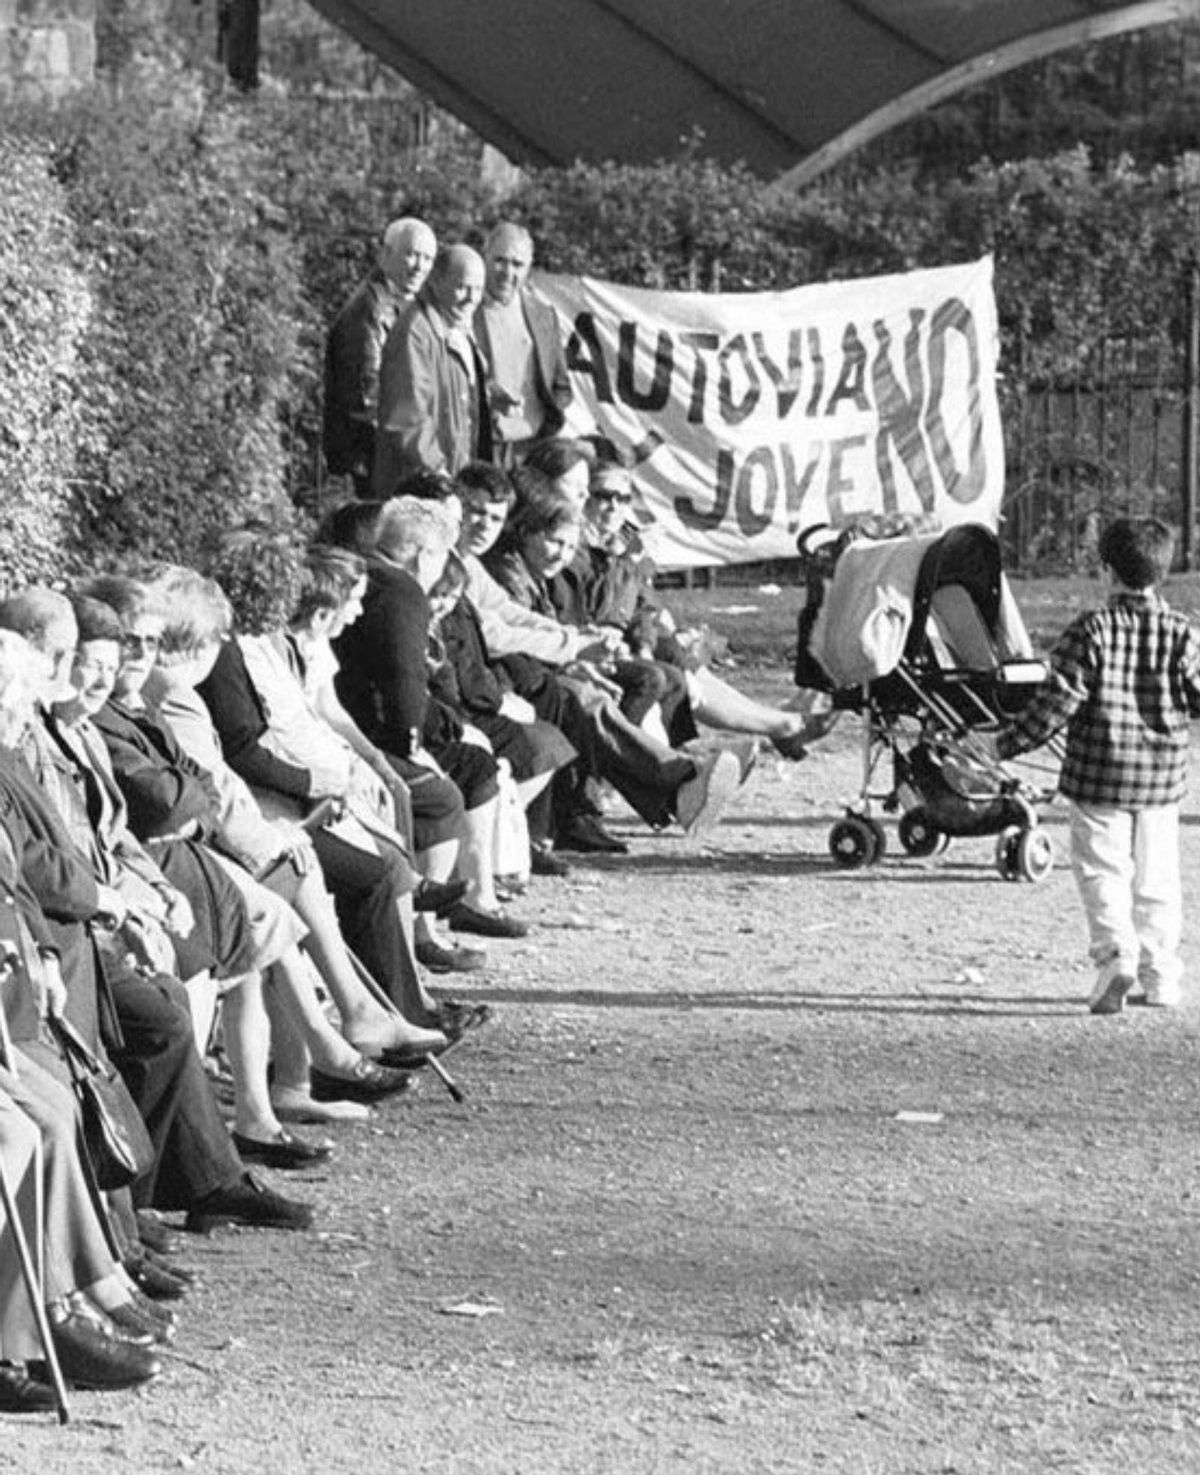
[7,728,1200,1475]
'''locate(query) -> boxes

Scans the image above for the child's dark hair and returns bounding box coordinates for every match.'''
[1098,517,1175,590]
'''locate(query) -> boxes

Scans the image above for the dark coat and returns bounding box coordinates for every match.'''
[334,556,431,760]
[197,639,314,804]
[0,746,105,1047]
[92,700,221,843]
[323,267,405,478]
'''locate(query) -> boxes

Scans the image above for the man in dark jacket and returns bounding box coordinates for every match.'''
[324,217,437,496]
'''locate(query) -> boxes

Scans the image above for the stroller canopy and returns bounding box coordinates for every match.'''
[806,524,1033,688]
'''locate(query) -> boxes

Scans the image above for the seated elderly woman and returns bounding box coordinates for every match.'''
[0,630,167,1400]
[74,578,434,1112]
[60,591,420,1165]
[145,565,453,1109]
[195,547,490,1035]
[0,595,314,1236]
[494,467,810,760]
[311,517,485,974]
[0,1075,165,1399]
[333,496,527,939]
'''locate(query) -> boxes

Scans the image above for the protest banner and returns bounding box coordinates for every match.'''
[534,257,1004,569]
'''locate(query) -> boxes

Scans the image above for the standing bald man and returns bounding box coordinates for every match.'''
[372,244,494,495]
[475,222,573,466]
[324,217,437,497]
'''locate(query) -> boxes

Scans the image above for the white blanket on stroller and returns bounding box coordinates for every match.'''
[809,532,1034,686]
[809,534,937,686]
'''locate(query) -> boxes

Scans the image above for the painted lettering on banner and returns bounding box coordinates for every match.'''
[535,258,1003,568]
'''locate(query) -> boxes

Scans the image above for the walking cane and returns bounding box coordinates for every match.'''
[342,949,465,1105]
[0,953,71,1423]
[253,806,465,1103]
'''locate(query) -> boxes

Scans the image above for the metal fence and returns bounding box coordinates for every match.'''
[1001,266,1200,573]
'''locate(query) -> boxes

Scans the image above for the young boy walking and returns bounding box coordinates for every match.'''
[997,517,1200,1014]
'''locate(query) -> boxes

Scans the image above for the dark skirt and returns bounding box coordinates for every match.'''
[469,712,576,783]
[148,838,258,980]
[387,757,467,849]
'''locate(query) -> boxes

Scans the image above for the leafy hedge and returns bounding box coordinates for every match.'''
[51,77,311,569]
[0,134,91,592]
[5,73,1200,592]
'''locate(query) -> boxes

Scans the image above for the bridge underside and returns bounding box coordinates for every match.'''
[306,0,1200,185]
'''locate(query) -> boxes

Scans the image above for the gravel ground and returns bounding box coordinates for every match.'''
[6,721,1200,1475]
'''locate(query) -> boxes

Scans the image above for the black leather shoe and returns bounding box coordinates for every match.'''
[231,1129,333,1170]
[136,1211,180,1258]
[0,1364,56,1412]
[531,844,571,877]
[412,877,471,915]
[374,1042,447,1069]
[184,1174,315,1234]
[126,1286,179,1334]
[309,1059,414,1105]
[106,1300,176,1347]
[126,1252,192,1301]
[415,939,487,974]
[556,814,629,854]
[445,902,529,938]
[142,1248,199,1285]
[425,999,493,1041]
[49,1302,162,1389]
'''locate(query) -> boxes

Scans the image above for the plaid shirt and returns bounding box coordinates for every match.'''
[996,589,1200,807]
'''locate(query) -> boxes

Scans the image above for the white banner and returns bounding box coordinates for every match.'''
[534,257,1005,569]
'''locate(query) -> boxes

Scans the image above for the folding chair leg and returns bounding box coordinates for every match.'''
[343,950,465,1105]
[0,1158,70,1424]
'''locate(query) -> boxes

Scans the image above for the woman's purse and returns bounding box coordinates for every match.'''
[50,1015,155,1191]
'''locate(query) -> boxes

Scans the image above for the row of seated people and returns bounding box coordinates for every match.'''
[0,553,496,1408]
[0,439,806,1411]
[319,442,811,868]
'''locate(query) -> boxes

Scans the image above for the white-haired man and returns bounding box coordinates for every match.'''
[372,244,494,497]
[324,217,438,496]
[475,222,572,466]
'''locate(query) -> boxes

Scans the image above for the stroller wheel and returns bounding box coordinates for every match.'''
[1015,827,1054,882]
[864,817,887,861]
[994,826,1021,880]
[829,816,880,869]
[898,807,942,858]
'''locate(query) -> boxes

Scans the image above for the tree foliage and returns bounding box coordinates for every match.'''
[8,10,1200,585]
[0,134,92,592]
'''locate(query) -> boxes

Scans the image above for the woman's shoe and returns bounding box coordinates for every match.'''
[530,844,570,877]
[271,1085,372,1124]
[415,939,487,973]
[136,1211,180,1259]
[0,1364,56,1413]
[425,999,493,1040]
[231,1129,334,1170]
[105,1299,176,1347]
[445,902,529,939]
[411,877,470,915]
[126,1255,190,1302]
[309,1059,414,1105]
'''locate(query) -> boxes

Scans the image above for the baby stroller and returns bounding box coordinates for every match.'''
[793,521,1057,881]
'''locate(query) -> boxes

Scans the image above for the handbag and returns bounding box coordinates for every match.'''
[51,1015,155,1192]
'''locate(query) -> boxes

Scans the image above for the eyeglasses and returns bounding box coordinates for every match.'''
[73,655,119,682]
[122,632,160,653]
[592,492,633,505]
